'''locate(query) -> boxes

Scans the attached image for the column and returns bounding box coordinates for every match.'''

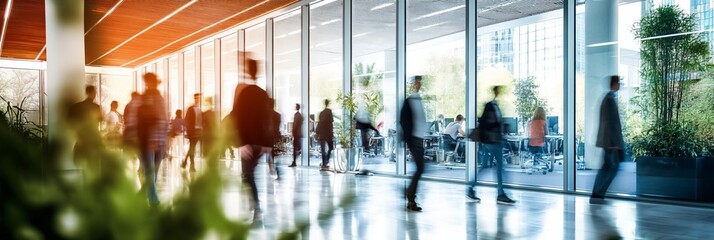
[396,0,407,175]
[301,5,310,166]
[46,0,85,168]
[584,0,618,169]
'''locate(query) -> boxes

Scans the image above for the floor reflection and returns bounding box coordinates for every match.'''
[147,155,714,239]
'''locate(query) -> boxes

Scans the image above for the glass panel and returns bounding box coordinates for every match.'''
[201,43,215,111]
[156,60,165,96]
[274,9,302,163]
[407,0,466,179]
[577,1,714,200]
[169,56,180,118]
[100,74,133,124]
[0,68,40,125]
[245,24,266,89]
[477,4,563,188]
[353,0,396,173]
[221,34,238,119]
[310,0,343,167]
[184,49,197,112]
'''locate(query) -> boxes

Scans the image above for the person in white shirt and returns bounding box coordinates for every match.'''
[445,114,465,140]
[104,100,123,148]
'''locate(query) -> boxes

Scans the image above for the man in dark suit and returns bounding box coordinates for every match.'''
[400,75,426,211]
[467,85,516,205]
[590,75,624,204]
[182,93,202,172]
[316,99,334,171]
[230,58,273,212]
[289,103,303,167]
[69,85,103,171]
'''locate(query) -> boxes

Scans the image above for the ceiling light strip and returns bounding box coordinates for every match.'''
[0,0,14,57]
[370,3,394,11]
[35,0,126,60]
[122,0,270,67]
[412,4,464,21]
[35,45,46,60]
[85,0,125,35]
[89,0,199,65]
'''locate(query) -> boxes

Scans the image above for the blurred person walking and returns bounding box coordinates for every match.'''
[230,57,273,212]
[69,85,104,172]
[123,92,141,171]
[104,100,123,149]
[466,85,516,205]
[289,103,303,167]
[201,96,218,169]
[316,99,334,171]
[168,109,185,161]
[400,75,426,211]
[137,73,168,207]
[182,93,202,172]
[590,76,624,205]
[267,99,281,179]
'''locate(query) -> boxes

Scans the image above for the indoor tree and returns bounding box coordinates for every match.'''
[512,76,548,131]
[629,5,711,158]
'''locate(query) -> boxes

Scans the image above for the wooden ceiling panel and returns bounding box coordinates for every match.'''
[84,0,122,32]
[1,0,299,67]
[101,0,297,67]
[1,0,45,60]
[84,0,192,64]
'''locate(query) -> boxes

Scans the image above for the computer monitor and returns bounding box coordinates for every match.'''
[444,117,454,126]
[503,117,518,135]
[547,116,558,134]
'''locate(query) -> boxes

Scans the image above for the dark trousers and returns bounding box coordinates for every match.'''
[406,137,425,202]
[292,137,302,164]
[591,148,623,198]
[470,142,505,196]
[183,137,200,167]
[240,145,265,209]
[319,138,334,167]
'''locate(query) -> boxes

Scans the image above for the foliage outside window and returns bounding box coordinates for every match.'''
[629,5,712,158]
[512,76,549,131]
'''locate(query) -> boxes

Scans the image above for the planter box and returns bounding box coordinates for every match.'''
[334,147,362,173]
[636,156,714,202]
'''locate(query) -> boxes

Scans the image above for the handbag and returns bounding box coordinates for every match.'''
[468,128,479,142]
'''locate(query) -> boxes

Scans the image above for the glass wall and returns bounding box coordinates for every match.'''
[201,43,216,108]
[184,49,197,111]
[221,34,238,118]
[114,0,714,203]
[100,74,133,121]
[0,68,40,124]
[406,0,466,179]
[168,56,180,118]
[476,9,564,188]
[274,10,302,147]
[352,0,397,173]
[245,24,267,89]
[309,0,343,166]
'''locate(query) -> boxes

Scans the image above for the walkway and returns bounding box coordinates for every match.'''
[153,156,714,239]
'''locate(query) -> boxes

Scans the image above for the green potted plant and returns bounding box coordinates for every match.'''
[630,5,714,202]
[334,91,361,173]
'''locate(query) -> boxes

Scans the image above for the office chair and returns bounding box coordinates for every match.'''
[520,138,553,175]
[441,134,464,163]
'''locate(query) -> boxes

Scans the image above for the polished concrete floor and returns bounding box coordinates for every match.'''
[151,156,714,240]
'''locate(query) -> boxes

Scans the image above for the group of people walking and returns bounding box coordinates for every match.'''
[69,60,625,212]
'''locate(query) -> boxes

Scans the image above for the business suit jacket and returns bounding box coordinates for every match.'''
[293,112,304,138]
[185,105,202,139]
[596,91,624,149]
[316,108,333,141]
[478,100,503,144]
[231,83,273,147]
